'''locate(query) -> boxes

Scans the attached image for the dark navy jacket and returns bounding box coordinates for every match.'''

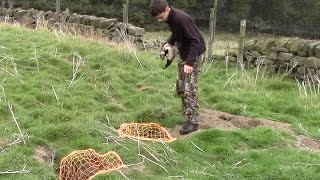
[166,7,206,66]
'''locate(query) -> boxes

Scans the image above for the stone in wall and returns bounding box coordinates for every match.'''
[289,38,300,55]
[99,18,117,29]
[297,40,308,57]
[305,57,320,69]
[284,38,295,50]
[261,38,275,55]
[69,13,81,24]
[275,38,290,47]
[47,18,56,29]
[255,40,265,53]
[291,56,307,66]
[295,66,317,80]
[4,8,14,17]
[94,28,104,38]
[116,22,145,37]
[57,8,69,24]
[78,24,91,36]
[278,52,294,62]
[275,66,289,75]
[128,26,145,37]
[244,39,257,51]
[91,17,105,28]
[15,8,43,28]
[44,11,56,20]
[268,52,278,60]
[245,37,320,83]
[306,41,318,57]
[270,46,289,53]
[1,7,145,44]
[256,55,272,65]
[14,9,27,21]
[297,66,306,75]
[244,51,256,65]
[277,61,291,69]
[80,15,94,26]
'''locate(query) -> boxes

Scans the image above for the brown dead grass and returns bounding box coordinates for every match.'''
[33,146,55,168]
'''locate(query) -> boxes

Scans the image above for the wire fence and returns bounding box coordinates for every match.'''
[216,21,320,40]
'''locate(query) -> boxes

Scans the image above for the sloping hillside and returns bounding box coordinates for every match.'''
[0,24,320,180]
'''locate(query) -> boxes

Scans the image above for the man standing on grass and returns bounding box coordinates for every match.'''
[149,0,206,135]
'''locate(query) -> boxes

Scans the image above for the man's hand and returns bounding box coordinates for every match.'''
[184,64,193,74]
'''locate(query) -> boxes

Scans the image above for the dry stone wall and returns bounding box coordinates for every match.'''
[243,37,320,82]
[0,7,145,43]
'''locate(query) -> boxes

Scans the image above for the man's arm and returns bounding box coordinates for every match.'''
[166,33,176,46]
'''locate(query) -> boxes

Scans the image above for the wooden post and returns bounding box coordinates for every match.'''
[56,0,61,13]
[8,0,13,9]
[123,0,129,24]
[206,0,218,62]
[122,4,126,23]
[237,20,246,71]
[126,0,129,24]
[1,0,5,12]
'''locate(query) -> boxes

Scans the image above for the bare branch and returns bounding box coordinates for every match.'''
[204,60,214,74]
[28,45,41,71]
[223,73,235,89]
[299,123,310,137]
[0,164,30,175]
[68,53,85,89]
[1,68,24,84]
[13,21,23,35]
[133,74,154,88]
[139,154,168,173]
[118,29,144,68]
[283,162,320,166]
[189,140,205,153]
[1,84,6,102]
[232,158,247,168]
[9,56,18,74]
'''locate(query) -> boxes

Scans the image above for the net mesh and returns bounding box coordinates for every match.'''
[59,149,124,180]
[117,123,176,142]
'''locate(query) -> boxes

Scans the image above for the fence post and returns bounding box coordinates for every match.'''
[1,0,5,12]
[56,0,61,13]
[123,0,129,24]
[206,0,218,62]
[237,20,246,71]
[8,0,13,9]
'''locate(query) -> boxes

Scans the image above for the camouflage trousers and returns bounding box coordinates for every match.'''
[176,55,204,124]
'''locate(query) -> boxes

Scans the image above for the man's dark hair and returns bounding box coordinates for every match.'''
[149,0,169,17]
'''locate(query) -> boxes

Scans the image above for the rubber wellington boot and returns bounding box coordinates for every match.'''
[179,123,199,135]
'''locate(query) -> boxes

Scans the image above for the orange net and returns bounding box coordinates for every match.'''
[117,123,176,142]
[59,149,124,180]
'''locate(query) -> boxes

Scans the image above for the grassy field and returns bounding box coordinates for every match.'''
[0,23,320,180]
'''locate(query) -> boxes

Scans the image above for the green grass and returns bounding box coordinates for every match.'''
[0,23,320,179]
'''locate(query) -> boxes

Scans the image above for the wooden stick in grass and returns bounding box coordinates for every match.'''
[8,103,26,145]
